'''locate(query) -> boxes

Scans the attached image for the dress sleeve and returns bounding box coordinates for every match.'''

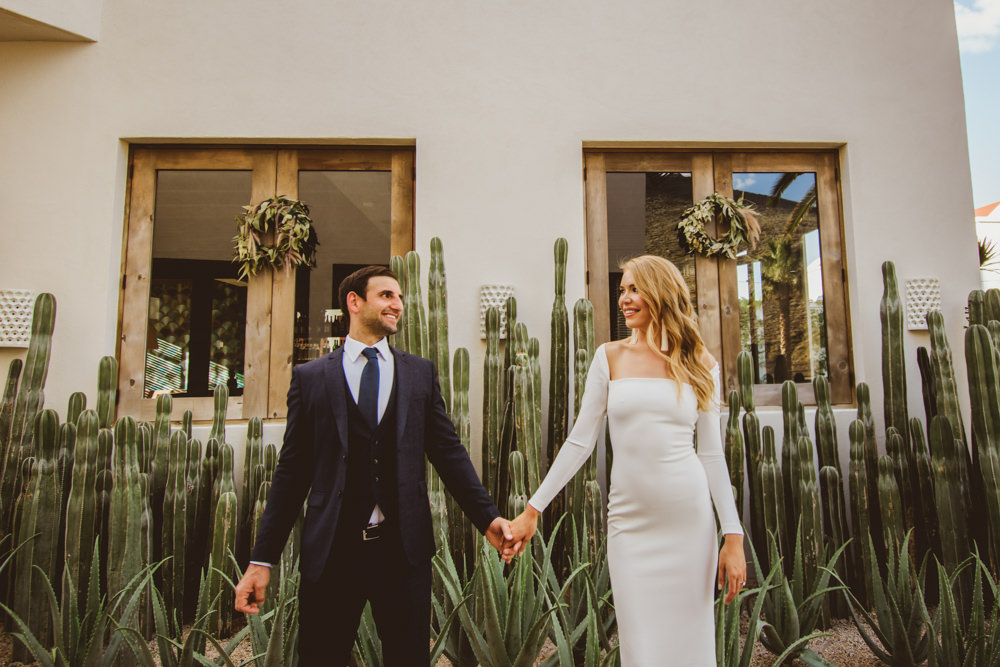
[527,345,610,512]
[697,365,744,536]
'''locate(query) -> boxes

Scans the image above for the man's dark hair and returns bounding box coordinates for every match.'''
[338,265,398,319]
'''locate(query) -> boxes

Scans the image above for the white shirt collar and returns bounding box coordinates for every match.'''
[344,335,391,362]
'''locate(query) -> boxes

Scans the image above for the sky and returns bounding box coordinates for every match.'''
[956,0,1000,207]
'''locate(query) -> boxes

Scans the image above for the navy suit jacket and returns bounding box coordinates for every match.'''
[251,346,500,582]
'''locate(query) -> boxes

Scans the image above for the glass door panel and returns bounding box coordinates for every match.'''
[732,172,826,385]
[146,170,252,398]
[294,171,392,364]
[605,171,695,341]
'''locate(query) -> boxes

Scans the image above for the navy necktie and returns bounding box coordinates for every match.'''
[359,347,380,426]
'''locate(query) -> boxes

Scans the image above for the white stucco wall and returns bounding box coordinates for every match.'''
[0,0,102,40]
[0,0,978,464]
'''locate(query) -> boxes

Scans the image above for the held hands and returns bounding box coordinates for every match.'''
[505,505,541,558]
[485,516,521,563]
[717,533,748,604]
[234,563,271,614]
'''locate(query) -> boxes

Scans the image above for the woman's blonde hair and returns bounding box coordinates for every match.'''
[620,255,716,411]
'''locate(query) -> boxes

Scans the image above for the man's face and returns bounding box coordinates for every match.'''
[352,276,403,337]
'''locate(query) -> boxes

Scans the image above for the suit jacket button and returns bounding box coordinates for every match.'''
[337,490,343,497]
[375,476,380,482]
[373,458,379,464]
[342,455,347,461]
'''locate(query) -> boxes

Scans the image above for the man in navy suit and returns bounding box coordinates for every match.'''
[234,265,514,665]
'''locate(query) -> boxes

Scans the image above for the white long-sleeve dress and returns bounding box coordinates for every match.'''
[529,344,743,666]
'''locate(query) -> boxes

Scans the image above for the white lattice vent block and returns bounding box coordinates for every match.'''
[905,278,941,330]
[0,290,35,347]
[479,284,515,339]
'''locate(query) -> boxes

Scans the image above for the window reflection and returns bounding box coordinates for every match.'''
[733,172,826,384]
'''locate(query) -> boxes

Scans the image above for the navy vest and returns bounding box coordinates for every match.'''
[340,372,399,533]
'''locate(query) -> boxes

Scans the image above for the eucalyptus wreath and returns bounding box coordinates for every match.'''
[677,193,761,259]
[234,196,319,280]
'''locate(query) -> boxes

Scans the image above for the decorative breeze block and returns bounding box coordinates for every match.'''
[0,290,35,347]
[904,278,940,330]
[479,284,515,339]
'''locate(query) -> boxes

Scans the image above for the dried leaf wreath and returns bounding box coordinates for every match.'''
[234,196,319,280]
[677,193,760,259]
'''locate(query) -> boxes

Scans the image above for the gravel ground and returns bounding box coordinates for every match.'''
[0,618,886,666]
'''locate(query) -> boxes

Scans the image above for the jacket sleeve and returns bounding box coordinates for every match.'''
[250,366,314,563]
[423,363,500,534]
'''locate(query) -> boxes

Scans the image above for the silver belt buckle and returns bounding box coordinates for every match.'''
[363,524,381,541]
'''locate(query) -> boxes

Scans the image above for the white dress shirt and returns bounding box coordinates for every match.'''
[250,336,394,568]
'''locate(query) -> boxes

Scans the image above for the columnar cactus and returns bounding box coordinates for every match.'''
[880,262,909,447]
[162,430,189,616]
[96,356,117,429]
[877,455,905,558]
[482,307,504,502]
[108,416,144,600]
[403,250,428,358]
[916,346,937,427]
[885,426,914,532]
[725,391,744,520]
[797,434,823,590]
[965,323,1000,565]
[759,426,785,571]
[513,325,542,494]
[209,486,238,637]
[241,416,263,562]
[64,409,100,608]
[819,464,849,616]
[781,381,800,542]
[909,418,939,559]
[1,293,55,532]
[507,450,527,517]
[548,238,570,477]
[857,382,881,557]
[66,391,86,425]
[182,409,192,439]
[969,289,987,326]
[927,310,968,449]
[150,393,172,564]
[987,288,1000,323]
[447,348,473,571]
[738,350,765,558]
[10,456,36,663]
[210,383,228,444]
[13,409,61,657]
[848,419,872,607]
[428,238,451,411]
[184,437,202,618]
[389,254,406,351]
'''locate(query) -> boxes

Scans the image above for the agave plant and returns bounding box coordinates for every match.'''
[836,531,931,667]
[926,548,1000,667]
[715,563,778,667]
[433,538,558,667]
[751,528,847,666]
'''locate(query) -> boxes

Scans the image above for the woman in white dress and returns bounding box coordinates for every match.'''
[508,255,746,666]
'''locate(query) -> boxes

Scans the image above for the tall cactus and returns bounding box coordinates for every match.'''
[780,381,800,547]
[389,254,406,351]
[428,238,451,412]
[909,417,939,562]
[725,391,744,520]
[848,419,872,607]
[12,409,61,658]
[162,430,189,616]
[96,356,118,429]
[857,382,881,558]
[507,450,527,517]
[969,289,987,326]
[759,426,785,571]
[819,464,849,617]
[210,383,228,444]
[965,323,1000,568]
[150,393,172,565]
[482,307,503,502]
[877,455,905,558]
[241,417,264,563]
[108,416,144,600]
[184,438,202,620]
[64,409,100,609]
[548,238,570,475]
[880,262,909,446]
[66,391,86,425]
[987,287,1000,323]
[796,434,823,592]
[929,415,970,592]
[10,456,35,663]
[1,293,56,532]
[403,250,428,358]
[513,324,542,495]
[738,351,765,559]
[448,348,473,574]
[885,426,914,534]
[927,310,968,448]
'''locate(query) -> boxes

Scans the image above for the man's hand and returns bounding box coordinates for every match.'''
[485,517,521,563]
[234,563,272,614]
[718,534,747,604]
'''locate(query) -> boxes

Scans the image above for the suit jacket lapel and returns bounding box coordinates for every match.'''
[324,347,350,458]
[392,347,412,447]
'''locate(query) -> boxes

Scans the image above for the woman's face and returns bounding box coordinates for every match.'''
[618,269,652,331]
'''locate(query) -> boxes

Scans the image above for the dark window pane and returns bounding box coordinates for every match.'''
[294,171,392,364]
[145,170,251,398]
[733,172,826,384]
[606,172,695,341]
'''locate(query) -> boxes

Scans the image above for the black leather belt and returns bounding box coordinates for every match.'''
[362,523,384,541]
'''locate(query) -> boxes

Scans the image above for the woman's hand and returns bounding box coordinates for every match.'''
[718,533,747,604]
[506,505,541,557]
